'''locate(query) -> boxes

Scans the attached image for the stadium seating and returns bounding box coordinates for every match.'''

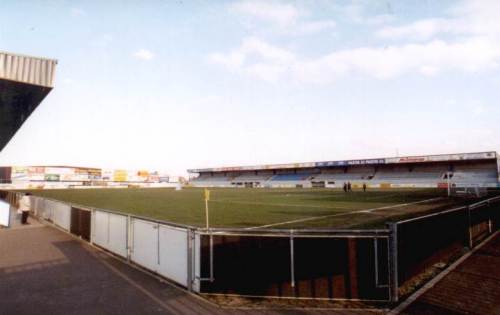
[270,174,311,181]
[451,170,497,184]
[231,174,271,182]
[189,160,499,188]
[190,175,234,187]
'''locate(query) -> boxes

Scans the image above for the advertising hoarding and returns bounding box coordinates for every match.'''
[44,174,60,181]
[113,170,128,182]
[102,169,113,181]
[11,166,29,180]
[385,151,496,164]
[188,151,497,174]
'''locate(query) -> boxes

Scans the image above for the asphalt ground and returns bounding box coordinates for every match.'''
[399,232,500,315]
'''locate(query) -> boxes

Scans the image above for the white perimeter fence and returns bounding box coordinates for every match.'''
[27,195,201,292]
[1,192,497,303]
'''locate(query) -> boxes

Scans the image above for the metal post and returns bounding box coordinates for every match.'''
[447,172,451,197]
[467,206,473,248]
[374,238,379,287]
[209,232,214,282]
[127,215,132,262]
[487,201,492,234]
[90,209,96,245]
[107,212,111,244]
[388,223,399,303]
[157,223,161,265]
[290,231,295,288]
[187,229,193,292]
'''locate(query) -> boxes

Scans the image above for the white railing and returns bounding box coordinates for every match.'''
[26,195,201,292]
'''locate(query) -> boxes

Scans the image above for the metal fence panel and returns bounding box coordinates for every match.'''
[45,200,71,231]
[396,207,468,286]
[469,200,499,246]
[108,213,128,257]
[199,234,390,300]
[395,197,499,291]
[0,199,10,227]
[70,207,91,241]
[93,210,128,258]
[131,218,159,272]
[157,225,188,286]
[31,197,51,220]
[93,210,109,248]
[193,232,201,292]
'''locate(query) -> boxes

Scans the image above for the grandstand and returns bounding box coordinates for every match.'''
[188,151,500,189]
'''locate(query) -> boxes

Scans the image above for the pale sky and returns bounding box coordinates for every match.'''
[0,0,499,176]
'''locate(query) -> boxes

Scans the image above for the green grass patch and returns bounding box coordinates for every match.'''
[20,187,452,229]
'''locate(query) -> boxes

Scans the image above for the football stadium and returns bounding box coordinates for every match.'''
[1,34,499,315]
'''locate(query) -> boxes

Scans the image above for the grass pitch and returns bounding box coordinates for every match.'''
[23,187,462,229]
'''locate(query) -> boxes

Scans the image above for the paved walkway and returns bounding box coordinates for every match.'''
[0,221,383,315]
[401,232,500,315]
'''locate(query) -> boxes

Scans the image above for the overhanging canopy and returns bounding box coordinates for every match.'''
[0,51,57,151]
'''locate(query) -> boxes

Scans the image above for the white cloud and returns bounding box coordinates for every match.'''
[209,37,500,84]
[209,37,295,82]
[377,19,454,41]
[333,1,393,26]
[229,1,335,35]
[230,1,300,27]
[212,0,500,84]
[377,0,500,41]
[133,49,155,61]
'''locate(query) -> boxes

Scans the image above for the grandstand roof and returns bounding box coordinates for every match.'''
[0,51,58,151]
[188,151,498,173]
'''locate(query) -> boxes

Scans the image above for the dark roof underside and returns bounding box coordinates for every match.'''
[0,79,52,151]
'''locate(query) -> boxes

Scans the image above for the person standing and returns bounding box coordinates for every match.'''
[347,182,352,192]
[18,193,31,224]
[343,182,347,192]
[363,183,367,192]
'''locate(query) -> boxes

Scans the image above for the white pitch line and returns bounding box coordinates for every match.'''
[244,197,443,230]
[209,199,347,210]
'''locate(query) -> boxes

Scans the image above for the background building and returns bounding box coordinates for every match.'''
[0,165,177,189]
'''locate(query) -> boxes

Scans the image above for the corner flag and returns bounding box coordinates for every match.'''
[204,189,210,229]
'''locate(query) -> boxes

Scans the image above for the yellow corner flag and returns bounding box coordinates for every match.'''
[204,188,210,229]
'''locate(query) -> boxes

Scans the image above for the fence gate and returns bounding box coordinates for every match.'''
[70,207,91,241]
